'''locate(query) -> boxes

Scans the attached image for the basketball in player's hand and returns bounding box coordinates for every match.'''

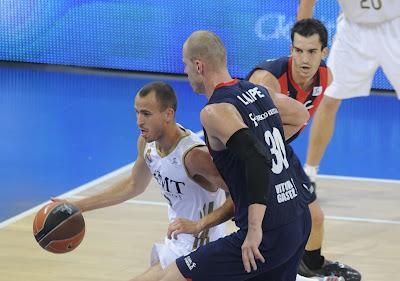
[33,201,85,253]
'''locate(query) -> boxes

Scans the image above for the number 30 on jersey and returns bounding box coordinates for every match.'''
[264,128,289,174]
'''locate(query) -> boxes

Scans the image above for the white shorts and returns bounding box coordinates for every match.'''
[150,237,192,269]
[326,14,400,99]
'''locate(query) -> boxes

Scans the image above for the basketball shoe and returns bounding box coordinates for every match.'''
[299,259,361,281]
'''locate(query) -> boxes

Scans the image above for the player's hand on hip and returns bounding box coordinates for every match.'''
[241,227,265,273]
[167,218,201,240]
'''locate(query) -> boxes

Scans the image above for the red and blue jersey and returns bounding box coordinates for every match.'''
[246,57,329,142]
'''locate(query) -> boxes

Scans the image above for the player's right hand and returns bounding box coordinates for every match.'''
[51,198,83,212]
[167,218,202,240]
[241,227,265,273]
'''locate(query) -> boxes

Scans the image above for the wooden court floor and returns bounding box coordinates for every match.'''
[1,167,399,281]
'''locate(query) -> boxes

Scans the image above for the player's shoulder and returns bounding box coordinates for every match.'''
[201,103,223,123]
[183,145,209,174]
[185,145,208,163]
[201,103,242,138]
[263,56,289,66]
[256,56,289,77]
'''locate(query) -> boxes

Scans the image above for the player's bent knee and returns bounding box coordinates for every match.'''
[160,261,186,281]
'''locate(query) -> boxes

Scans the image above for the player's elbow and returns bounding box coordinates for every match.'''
[287,101,310,127]
[298,106,310,125]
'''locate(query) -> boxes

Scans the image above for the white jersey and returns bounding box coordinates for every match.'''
[144,127,225,256]
[339,0,400,24]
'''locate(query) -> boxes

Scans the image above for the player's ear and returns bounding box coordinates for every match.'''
[195,59,203,74]
[321,47,329,59]
[165,107,175,122]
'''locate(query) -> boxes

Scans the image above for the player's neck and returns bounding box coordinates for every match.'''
[156,124,187,156]
[204,69,232,99]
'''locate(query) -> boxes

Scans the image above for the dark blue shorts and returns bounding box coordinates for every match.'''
[176,209,311,281]
[287,145,317,204]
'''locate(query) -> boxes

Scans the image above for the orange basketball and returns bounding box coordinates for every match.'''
[33,201,85,254]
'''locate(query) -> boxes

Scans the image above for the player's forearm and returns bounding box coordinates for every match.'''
[297,0,316,20]
[283,124,302,141]
[74,177,141,212]
[248,203,266,230]
[273,93,309,127]
[198,196,235,231]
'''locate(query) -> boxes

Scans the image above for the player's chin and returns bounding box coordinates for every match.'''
[191,84,201,93]
[190,82,203,94]
[141,133,153,142]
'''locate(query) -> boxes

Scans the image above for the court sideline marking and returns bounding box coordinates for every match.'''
[1,130,400,229]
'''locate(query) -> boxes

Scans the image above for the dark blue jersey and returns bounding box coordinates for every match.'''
[204,79,306,230]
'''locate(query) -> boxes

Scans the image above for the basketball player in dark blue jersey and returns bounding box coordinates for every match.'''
[160,30,311,281]
[169,19,359,281]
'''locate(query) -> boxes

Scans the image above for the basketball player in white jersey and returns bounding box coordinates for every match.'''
[54,81,232,281]
[295,0,399,279]
[54,80,342,281]
[298,0,400,184]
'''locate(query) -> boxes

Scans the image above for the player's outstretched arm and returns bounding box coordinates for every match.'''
[297,0,316,20]
[52,136,152,212]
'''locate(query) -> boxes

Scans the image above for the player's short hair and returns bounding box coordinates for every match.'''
[291,19,328,50]
[184,30,227,69]
[137,81,177,112]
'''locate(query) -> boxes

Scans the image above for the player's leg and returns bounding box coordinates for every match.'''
[130,263,164,281]
[291,154,327,277]
[134,239,189,281]
[299,203,362,281]
[160,261,187,281]
[305,95,341,179]
[286,146,325,273]
[305,16,378,181]
[303,200,325,266]
[377,17,400,98]
[251,209,312,281]
[166,214,311,281]
[292,145,361,280]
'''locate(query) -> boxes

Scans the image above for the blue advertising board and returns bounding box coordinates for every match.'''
[0,0,392,90]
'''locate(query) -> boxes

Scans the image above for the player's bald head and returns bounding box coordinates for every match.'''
[184,30,227,70]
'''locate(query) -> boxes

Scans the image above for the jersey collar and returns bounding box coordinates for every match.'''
[214,78,239,90]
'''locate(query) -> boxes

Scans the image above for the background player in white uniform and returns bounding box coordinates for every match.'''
[54,81,230,281]
[298,0,400,184]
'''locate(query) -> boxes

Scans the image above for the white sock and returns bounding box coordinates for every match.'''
[296,274,344,281]
[296,274,317,281]
[303,164,319,182]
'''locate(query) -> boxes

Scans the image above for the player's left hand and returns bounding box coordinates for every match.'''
[241,227,265,273]
[167,218,201,239]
